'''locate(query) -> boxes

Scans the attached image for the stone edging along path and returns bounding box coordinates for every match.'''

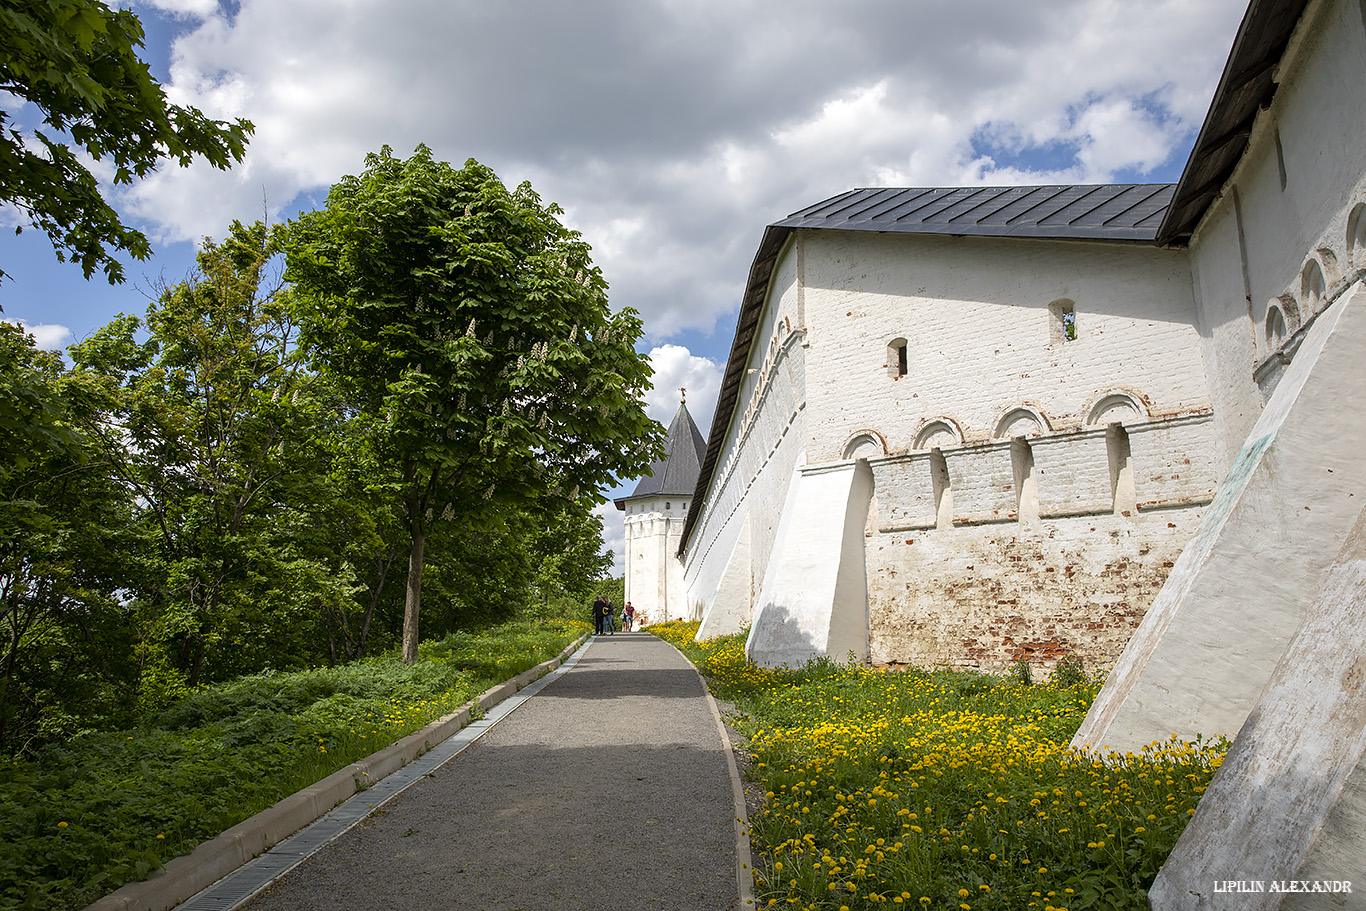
[84,634,591,911]
[681,649,758,911]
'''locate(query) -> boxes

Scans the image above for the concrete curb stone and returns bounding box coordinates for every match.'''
[82,634,589,911]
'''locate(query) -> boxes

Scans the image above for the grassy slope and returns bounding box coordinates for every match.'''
[0,619,588,911]
[650,622,1223,911]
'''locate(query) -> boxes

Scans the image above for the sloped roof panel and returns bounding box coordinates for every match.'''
[1157,0,1309,244]
[776,184,1176,241]
[616,401,706,508]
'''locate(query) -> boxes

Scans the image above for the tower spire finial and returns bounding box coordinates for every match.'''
[680,386,686,404]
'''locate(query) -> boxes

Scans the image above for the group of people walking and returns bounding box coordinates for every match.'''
[592,596,636,634]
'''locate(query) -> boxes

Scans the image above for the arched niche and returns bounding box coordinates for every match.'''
[1265,298,1291,352]
[843,431,886,460]
[1085,390,1148,428]
[1300,257,1328,315]
[913,418,964,450]
[1348,202,1366,270]
[992,406,1049,440]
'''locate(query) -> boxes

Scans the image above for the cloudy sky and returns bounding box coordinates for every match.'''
[2,0,1251,571]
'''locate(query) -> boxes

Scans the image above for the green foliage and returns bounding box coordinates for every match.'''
[68,222,348,690]
[1009,657,1034,687]
[286,145,664,660]
[0,620,587,911]
[652,623,1223,911]
[0,0,252,282]
[0,321,143,750]
[0,147,643,758]
[1051,655,1087,689]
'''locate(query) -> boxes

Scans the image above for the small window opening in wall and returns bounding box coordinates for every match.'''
[1011,437,1040,524]
[1107,423,1136,516]
[887,338,909,378]
[1048,300,1076,344]
[665,502,671,510]
[930,448,952,529]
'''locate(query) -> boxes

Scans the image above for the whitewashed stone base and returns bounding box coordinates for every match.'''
[745,461,873,667]
[1149,506,1366,910]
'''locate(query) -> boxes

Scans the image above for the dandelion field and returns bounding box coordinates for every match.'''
[0,620,587,911]
[649,621,1223,911]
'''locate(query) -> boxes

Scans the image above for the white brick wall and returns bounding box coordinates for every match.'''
[800,230,1212,466]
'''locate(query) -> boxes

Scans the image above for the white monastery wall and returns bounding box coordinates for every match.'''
[798,230,1211,462]
[684,238,808,633]
[1190,0,1366,467]
[787,230,1217,672]
[623,497,692,626]
[1077,0,1366,754]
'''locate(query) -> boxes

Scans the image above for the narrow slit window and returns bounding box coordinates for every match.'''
[887,338,909,377]
[930,448,952,529]
[1107,423,1136,515]
[1049,300,1076,344]
[1011,437,1039,523]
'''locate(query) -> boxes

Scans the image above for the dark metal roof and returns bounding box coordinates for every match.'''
[1157,0,1310,244]
[780,184,1176,242]
[615,401,706,509]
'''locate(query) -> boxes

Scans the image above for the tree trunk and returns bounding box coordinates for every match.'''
[357,551,394,660]
[401,522,426,663]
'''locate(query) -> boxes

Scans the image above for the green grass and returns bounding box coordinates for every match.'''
[0,619,588,911]
[649,621,1224,911]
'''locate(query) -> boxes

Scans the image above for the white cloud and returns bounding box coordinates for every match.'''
[140,0,220,18]
[644,344,723,433]
[595,500,626,578]
[96,0,1249,345]
[7,321,73,350]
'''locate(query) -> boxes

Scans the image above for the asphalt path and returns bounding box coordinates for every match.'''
[239,632,742,911]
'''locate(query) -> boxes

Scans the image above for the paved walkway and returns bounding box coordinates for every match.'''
[237,632,744,911]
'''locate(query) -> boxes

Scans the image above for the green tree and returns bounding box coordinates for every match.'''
[286,146,664,662]
[524,501,613,622]
[71,223,344,688]
[0,0,253,282]
[0,322,139,753]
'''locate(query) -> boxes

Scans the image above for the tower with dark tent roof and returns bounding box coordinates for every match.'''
[614,393,706,626]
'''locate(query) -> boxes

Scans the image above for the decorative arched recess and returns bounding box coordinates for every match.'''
[1300,256,1329,315]
[1265,297,1292,351]
[1348,202,1366,269]
[992,406,1050,440]
[912,418,964,450]
[1085,390,1149,427]
[843,431,887,460]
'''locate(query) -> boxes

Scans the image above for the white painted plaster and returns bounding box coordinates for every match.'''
[1149,506,1366,910]
[1074,282,1366,753]
[745,460,872,667]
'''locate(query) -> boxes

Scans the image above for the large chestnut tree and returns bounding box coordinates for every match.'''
[285,146,663,661]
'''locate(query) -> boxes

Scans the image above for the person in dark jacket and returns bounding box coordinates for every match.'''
[592,596,606,635]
